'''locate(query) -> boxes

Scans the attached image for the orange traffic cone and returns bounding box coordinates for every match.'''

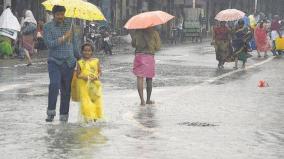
[258,80,269,87]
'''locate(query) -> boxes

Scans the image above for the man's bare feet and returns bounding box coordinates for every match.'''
[146,100,155,105]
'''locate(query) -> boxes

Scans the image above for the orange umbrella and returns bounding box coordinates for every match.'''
[215,9,245,21]
[124,10,174,29]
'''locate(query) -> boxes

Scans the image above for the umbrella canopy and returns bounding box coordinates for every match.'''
[0,8,21,32]
[124,11,174,29]
[42,0,106,21]
[215,9,245,21]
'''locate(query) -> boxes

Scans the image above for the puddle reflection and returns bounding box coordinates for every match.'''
[135,106,158,129]
[44,124,107,158]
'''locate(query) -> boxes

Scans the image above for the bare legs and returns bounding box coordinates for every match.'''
[264,52,268,57]
[258,51,268,58]
[234,58,246,69]
[137,77,145,105]
[234,57,238,69]
[218,60,225,69]
[146,78,154,104]
[137,77,154,106]
[257,51,261,57]
[24,49,32,66]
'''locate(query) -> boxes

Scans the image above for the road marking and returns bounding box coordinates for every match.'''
[0,83,33,92]
[0,61,46,69]
[204,56,274,84]
[103,66,125,72]
[14,62,47,67]
[0,66,9,69]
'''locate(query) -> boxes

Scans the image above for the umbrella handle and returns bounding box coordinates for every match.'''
[67,19,74,44]
[67,8,76,44]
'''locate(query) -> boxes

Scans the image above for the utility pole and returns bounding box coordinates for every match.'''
[4,0,11,8]
[228,0,232,9]
[254,0,258,13]
[193,0,196,8]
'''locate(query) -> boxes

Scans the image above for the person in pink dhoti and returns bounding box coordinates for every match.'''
[254,20,271,58]
[131,27,161,106]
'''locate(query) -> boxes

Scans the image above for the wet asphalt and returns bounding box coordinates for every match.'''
[0,41,283,159]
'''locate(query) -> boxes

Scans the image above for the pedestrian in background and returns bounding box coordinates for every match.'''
[43,5,80,122]
[0,7,16,58]
[35,19,47,50]
[20,10,37,66]
[232,19,252,69]
[254,20,271,57]
[212,21,231,69]
[74,43,104,123]
[249,13,258,30]
[131,27,161,106]
[176,14,184,42]
[271,15,282,56]
[243,12,251,28]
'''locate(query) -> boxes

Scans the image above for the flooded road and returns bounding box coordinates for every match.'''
[0,42,283,159]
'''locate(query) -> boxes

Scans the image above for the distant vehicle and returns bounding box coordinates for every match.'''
[84,22,114,55]
[99,26,113,55]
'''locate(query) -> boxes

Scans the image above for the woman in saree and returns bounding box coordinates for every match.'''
[254,20,271,57]
[232,19,252,69]
[212,21,231,69]
[21,10,37,66]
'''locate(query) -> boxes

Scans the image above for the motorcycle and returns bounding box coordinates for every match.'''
[84,23,113,55]
[85,23,101,52]
[100,27,113,55]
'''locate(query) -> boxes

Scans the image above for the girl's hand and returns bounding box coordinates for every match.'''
[89,76,98,81]
[78,75,88,81]
[89,74,98,81]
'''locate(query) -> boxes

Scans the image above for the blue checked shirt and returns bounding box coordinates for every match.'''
[43,19,80,67]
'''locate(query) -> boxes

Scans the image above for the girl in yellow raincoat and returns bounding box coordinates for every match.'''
[75,43,103,122]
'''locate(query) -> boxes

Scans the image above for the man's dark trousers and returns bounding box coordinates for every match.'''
[47,61,75,119]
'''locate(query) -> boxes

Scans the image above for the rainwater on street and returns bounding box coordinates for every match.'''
[0,42,284,159]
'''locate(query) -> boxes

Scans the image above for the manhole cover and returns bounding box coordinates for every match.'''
[178,122,218,127]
